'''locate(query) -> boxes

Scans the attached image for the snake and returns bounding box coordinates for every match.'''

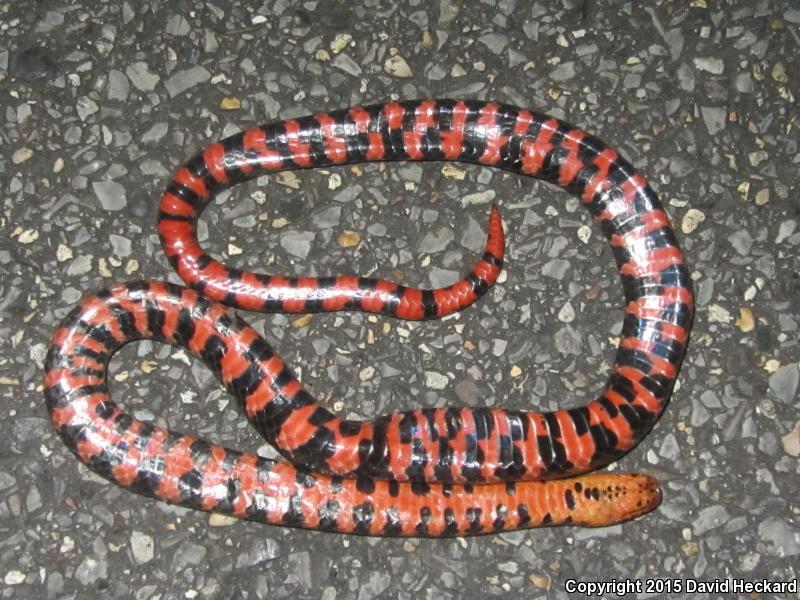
[44,100,693,536]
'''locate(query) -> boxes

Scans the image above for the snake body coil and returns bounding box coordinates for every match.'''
[45,100,693,536]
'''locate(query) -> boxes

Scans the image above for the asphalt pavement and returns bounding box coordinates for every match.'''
[1,1,798,598]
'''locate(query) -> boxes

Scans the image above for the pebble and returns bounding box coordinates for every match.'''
[418,226,454,254]
[220,96,241,110]
[16,228,39,244]
[280,231,315,259]
[768,364,799,403]
[92,180,127,211]
[164,65,211,97]
[451,64,467,77]
[173,541,207,571]
[700,106,726,135]
[554,325,582,355]
[26,486,41,512]
[141,122,168,143]
[332,53,361,77]
[734,307,754,332]
[735,72,754,93]
[690,396,710,427]
[130,531,154,564]
[529,573,550,590]
[12,147,33,164]
[330,33,352,54]
[441,164,466,180]
[126,61,160,91]
[338,231,360,247]
[693,505,729,535]
[462,190,496,205]
[165,14,191,36]
[706,304,732,324]
[75,557,107,586]
[208,513,238,526]
[693,56,724,74]
[454,379,482,406]
[557,301,575,323]
[0,472,13,491]
[36,10,64,33]
[4,571,25,585]
[311,205,341,228]
[754,188,769,205]
[491,339,507,356]
[728,229,753,255]
[424,370,449,390]
[76,96,99,121]
[235,539,281,568]
[292,314,313,328]
[358,571,392,599]
[550,61,576,81]
[107,68,130,100]
[771,61,788,83]
[541,259,570,279]
[659,433,681,461]
[681,208,705,234]
[781,420,800,457]
[496,560,518,574]
[277,172,301,189]
[459,217,485,252]
[384,54,413,78]
[288,552,312,589]
[758,518,800,556]
[478,33,509,55]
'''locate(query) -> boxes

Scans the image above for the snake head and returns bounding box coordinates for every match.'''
[565,473,663,527]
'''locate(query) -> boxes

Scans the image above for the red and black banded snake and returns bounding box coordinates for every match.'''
[44,100,693,536]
